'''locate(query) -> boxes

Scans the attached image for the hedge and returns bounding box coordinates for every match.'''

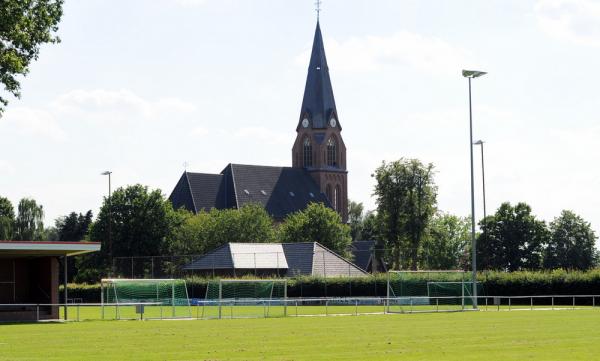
[62,269,600,303]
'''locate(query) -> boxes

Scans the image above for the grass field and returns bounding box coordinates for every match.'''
[1,309,600,360]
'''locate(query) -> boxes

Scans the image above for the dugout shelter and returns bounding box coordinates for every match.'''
[0,241,101,321]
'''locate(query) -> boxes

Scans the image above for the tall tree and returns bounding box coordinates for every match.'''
[0,196,15,239]
[279,202,352,257]
[0,0,63,114]
[55,210,93,242]
[477,202,549,271]
[77,185,177,282]
[372,159,437,270]
[14,198,44,240]
[543,210,597,270]
[348,200,365,241]
[420,212,470,270]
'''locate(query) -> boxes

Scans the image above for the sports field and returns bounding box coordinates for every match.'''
[1,309,599,360]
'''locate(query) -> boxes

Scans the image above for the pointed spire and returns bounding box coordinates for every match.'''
[297,21,339,131]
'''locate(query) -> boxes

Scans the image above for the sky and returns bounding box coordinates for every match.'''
[1,0,599,242]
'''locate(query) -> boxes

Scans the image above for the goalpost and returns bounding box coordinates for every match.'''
[204,279,288,319]
[101,278,191,319]
[386,270,479,313]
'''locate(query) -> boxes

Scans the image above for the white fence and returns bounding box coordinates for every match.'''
[1,295,598,322]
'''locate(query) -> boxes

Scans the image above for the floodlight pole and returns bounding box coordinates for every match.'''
[463,69,486,309]
[101,171,113,275]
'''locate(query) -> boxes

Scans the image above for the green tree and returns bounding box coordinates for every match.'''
[372,159,437,270]
[0,0,63,114]
[543,210,597,270]
[420,212,470,270]
[55,210,93,242]
[76,185,177,282]
[14,198,44,240]
[168,204,276,255]
[0,196,15,239]
[348,200,365,241]
[477,202,549,271]
[279,202,352,257]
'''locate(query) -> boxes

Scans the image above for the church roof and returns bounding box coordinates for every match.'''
[298,21,340,131]
[169,164,331,220]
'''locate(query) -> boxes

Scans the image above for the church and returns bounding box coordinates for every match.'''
[169,20,348,222]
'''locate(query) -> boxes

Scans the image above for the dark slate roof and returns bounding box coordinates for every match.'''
[298,21,340,131]
[169,172,227,213]
[183,244,233,270]
[351,240,375,272]
[282,242,316,277]
[312,243,367,277]
[169,164,331,220]
[228,164,330,220]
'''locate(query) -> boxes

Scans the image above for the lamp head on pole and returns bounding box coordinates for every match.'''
[101,171,112,176]
[473,140,484,145]
[462,70,487,78]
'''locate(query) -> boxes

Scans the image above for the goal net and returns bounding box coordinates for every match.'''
[101,278,191,319]
[386,271,482,313]
[203,279,287,319]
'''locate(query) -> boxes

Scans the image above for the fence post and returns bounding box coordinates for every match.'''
[36,305,39,321]
[509,297,511,311]
[436,298,439,312]
[325,300,328,316]
[573,296,575,310]
[410,297,413,313]
[77,304,80,322]
[355,299,358,316]
[593,297,595,308]
[531,297,533,311]
[295,300,298,317]
[552,296,554,310]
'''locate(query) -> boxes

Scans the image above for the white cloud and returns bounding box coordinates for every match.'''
[174,0,207,7]
[191,126,209,137]
[535,0,600,46]
[0,107,67,142]
[296,31,475,76]
[52,89,196,120]
[234,126,289,145]
[0,160,16,176]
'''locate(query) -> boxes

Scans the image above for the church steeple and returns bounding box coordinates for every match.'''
[292,19,348,223]
[297,21,340,131]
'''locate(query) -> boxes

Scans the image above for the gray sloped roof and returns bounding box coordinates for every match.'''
[228,164,330,220]
[298,21,340,131]
[183,242,367,277]
[312,243,367,277]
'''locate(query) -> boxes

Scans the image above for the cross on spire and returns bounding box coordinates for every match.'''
[315,0,322,20]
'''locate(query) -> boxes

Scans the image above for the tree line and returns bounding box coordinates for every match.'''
[350,158,598,272]
[2,158,597,283]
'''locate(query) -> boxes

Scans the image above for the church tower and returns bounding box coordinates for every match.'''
[292,21,348,222]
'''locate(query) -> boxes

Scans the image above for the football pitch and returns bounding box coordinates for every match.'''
[1,310,600,360]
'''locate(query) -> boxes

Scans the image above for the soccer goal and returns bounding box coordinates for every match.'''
[101,278,191,319]
[386,270,481,313]
[203,279,287,319]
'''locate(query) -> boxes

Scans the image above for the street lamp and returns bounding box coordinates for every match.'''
[463,69,486,308]
[101,171,112,275]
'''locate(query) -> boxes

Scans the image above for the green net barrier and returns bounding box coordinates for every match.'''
[386,271,484,312]
[102,279,191,319]
[203,280,287,319]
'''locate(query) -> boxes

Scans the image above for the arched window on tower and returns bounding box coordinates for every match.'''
[335,184,342,212]
[327,137,337,167]
[333,185,339,211]
[303,137,313,167]
[326,184,332,206]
